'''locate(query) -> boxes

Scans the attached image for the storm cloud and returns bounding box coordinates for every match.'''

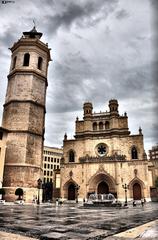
[0,0,157,152]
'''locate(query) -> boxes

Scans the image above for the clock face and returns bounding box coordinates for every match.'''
[96,143,107,157]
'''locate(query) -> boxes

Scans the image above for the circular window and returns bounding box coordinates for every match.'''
[96,143,108,157]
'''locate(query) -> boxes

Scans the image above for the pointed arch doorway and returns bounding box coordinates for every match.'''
[97,181,109,194]
[68,183,76,200]
[133,183,142,200]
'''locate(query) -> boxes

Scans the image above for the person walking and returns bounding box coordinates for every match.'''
[141,198,144,207]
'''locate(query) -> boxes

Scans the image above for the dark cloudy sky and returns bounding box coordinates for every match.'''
[0,0,157,153]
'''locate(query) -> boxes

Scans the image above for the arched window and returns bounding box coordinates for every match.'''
[69,150,75,162]
[99,122,103,130]
[12,56,17,70]
[38,56,43,70]
[93,122,97,131]
[23,53,30,66]
[105,121,109,129]
[131,146,138,159]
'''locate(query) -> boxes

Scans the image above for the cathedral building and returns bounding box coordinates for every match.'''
[60,100,153,201]
[0,27,51,202]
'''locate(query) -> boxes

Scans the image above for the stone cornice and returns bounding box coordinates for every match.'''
[3,129,43,138]
[7,69,48,86]
[4,163,43,170]
[10,38,51,61]
[3,99,46,112]
[75,129,130,139]
[79,154,126,163]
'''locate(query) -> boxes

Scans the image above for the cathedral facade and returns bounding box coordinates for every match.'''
[60,100,153,201]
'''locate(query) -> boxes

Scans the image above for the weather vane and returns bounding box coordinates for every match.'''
[33,19,36,28]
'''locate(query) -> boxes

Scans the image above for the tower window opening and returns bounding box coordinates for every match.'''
[38,57,43,70]
[131,146,138,159]
[12,56,17,70]
[69,150,75,162]
[23,53,30,66]
[99,122,103,130]
[0,131,3,140]
[93,122,97,131]
[105,121,109,129]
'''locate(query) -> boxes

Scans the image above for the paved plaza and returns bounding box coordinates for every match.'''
[0,202,158,239]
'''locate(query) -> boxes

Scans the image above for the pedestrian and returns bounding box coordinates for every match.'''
[141,198,144,207]
[133,200,136,207]
[56,198,59,206]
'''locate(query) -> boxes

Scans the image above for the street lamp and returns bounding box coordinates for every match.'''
[75,184,80,203]
[122,183,129,206]
[37,178,42,205]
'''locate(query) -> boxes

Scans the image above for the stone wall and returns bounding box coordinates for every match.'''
[63,134,145,162]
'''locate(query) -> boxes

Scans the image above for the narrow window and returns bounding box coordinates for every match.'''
[99,122,103,130]
[93,122,97,131]
[38,57,43,70]
[23,53,30,66]
[0,131,3,140]
[69,150,75,162]
[131,146,138,159]
[12,56,17,70]
[105,121,110,129]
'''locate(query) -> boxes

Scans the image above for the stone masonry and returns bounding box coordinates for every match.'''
[1,27,51,202]
[60,100,152,201]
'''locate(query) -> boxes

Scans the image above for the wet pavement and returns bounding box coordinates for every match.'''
[0,202,157,239]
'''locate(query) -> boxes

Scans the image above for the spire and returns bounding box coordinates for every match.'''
[23,22,42,39]
[139,126,142,135]
[64,133,67,141]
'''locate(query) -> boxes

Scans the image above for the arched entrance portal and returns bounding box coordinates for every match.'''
[88,172,116,197]
[133,183,142,200]
[97,181,109,194]
[68,184,76,200]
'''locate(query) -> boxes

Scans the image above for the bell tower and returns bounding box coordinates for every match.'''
[2,26,51,202]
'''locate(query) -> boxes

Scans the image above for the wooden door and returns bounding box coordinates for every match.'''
[68,184,76,200]
[133,183,141,200]
[97,181,109,194]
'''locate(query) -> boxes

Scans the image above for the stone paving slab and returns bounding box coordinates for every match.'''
[0,220,157,239]
[0,203,157,239]
[40,232,66,240]
[0,231,37,240]
[105,220,158,240]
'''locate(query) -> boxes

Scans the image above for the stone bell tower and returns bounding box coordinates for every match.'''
[2,26,51,202]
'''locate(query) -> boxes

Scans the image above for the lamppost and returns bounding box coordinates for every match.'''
[37,178,42,205]
[75,184,80,203]
[122,183,129,206]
